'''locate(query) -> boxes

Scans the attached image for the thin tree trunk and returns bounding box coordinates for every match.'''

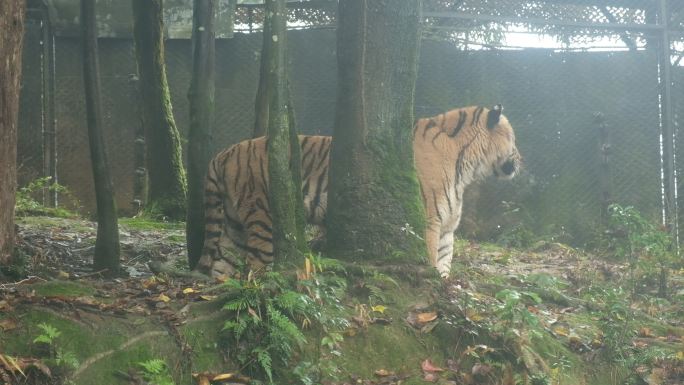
[132,0,187,220]
[186,0,215,269]
[0,0,25,266]
[265,0,307,264]
[81,0,121,275]
[326,0,426,262]
[253,12,271,138]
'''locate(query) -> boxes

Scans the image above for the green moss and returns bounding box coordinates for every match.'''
[119,217,184,231]
[16,216,93,232]
[181,314,226,372]
[32,280,95,297]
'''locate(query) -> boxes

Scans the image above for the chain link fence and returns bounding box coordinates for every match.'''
[17,0,684,247]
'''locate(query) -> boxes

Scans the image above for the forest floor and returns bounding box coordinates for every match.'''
[1,215,683,385]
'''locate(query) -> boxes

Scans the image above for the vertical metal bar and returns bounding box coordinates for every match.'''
[48,32,57,207]
[659,0,678,238]
[43,9,57,207]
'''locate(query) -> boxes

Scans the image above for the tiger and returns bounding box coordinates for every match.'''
[196,105,520,279]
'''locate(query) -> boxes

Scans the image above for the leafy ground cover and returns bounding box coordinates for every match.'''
[0,216,682,385]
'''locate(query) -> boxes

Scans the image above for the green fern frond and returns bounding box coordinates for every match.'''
[138,358,166,375]
[255,348,273,384]
[267,304,306,347]
[223,297,249,311]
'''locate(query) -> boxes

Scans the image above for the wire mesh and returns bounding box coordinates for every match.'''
[15,0,683,246]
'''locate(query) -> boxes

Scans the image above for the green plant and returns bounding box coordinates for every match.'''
[494,289,542,339]
[33,323,61,345]
[222,267,348,384]
[32,323,79,371]
[15,176,78,217]
[592,286,635,362]
[603,204,677,297]
[138,359,175,385]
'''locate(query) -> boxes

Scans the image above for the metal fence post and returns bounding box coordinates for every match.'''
[659,0,678,240]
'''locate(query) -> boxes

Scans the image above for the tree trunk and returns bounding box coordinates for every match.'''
[186,0,215,269]
[326,0,426,263]
[265,0,308,264]
[252,11,271,138]
[132,0,187,220]
[0,0,25,266]
[81,0,121,275]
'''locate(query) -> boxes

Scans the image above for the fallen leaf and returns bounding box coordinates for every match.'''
[417,311,438,323]
[553,326,569,337]
[0,354,24,376]
[199,295,217,301]
[212,372,237,380]
[0,318,18,332]
[0,300,11,311]
[57,270,69,280]
[639,327,656,338]
[371,305,387,314]
[156,294,171,303]
[421,359,444,373]
[182,287,197,295]
[465,309,484,322]
[374,369,391,376]
[472,363,493,376]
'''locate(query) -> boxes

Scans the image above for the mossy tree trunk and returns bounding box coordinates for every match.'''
[132,0,187,220]
[81,0,121,274]
[265,0,308,264]
[0,0,25,266]
[186,0,215,269]
[326,0,426,263]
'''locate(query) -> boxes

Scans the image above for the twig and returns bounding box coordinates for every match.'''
[71,331,169,379]
[77,269,109,279]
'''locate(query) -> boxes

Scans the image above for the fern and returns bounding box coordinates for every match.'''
[221,270,347,383]
[138,359,175,385]
[267,304,306,348]
[254,348,273,384]
[139,358,166,375]
[55,349,79,369]
[33,323,61,345]
[275,290,310,315]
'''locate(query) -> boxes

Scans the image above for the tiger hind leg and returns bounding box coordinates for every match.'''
[436,231,455,277]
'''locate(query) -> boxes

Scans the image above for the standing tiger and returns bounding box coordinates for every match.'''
[196,105,520,279]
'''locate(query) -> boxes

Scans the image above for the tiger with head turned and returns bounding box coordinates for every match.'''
[196,105,520,279]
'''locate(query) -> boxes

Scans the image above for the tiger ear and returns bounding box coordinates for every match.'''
[486,104,503,129]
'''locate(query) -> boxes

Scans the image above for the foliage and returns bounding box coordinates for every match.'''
[138,359,175,385]
[602,204,678,296]
[15,177,78,217]
[221,262,348,384]
[32,323,79,371]
[33,323,61,345]
[493,289,542,340]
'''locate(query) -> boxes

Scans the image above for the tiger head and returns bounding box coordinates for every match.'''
[482,104,521,180]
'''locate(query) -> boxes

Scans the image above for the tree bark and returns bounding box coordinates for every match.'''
[265,0,308,264]
[252,10,271,138]
[0,0,25,266]
[81,0,121,275]
[186,0,215,269]
[132,0,187,220]
[326,0,426,262]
